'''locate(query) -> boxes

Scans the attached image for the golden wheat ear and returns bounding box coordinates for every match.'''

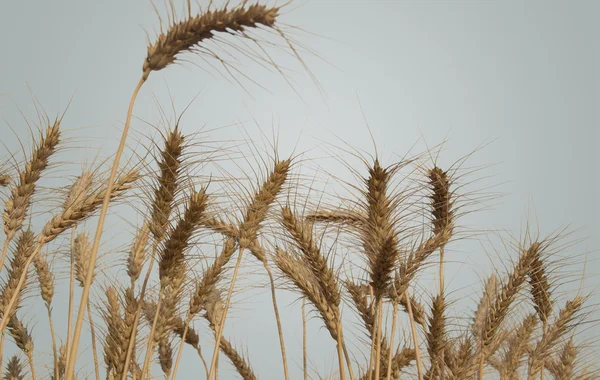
[143,4,280,79]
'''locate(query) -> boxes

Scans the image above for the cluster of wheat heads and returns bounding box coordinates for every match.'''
[1,0,598,379]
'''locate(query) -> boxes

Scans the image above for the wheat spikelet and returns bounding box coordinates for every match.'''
[551,337,577,379]
[101,286,124,377]
[127,223,149,282]
[446,338,473,379]
[346,282,375,333]
[428,167,454,237]
[238,159,290,247]
[282,206,340,306]
[112,288,138,379]
[158,336,173,376]
[51,344,67,380]
[306,210,363,225]
[189,238,236,315]
[3,119,60,242]
[482,243,536,349]
[0,174,10,188]
[275,248,340,340]
[4,355,24,380]
[32,252,54,306]
[73,233,94,287]
[0,230,35,318]
[149,128,184,241]
[472,275,498,343]
[498,313,537,379]
[158,188,208,281]
[362,160,399,299]
[63,171,93,210]
[388,231,450,300]
[203,216,239,238]
[40,170,139,244]
[399,292,426,327]
[143,3,280,77]
[7,316,33,356]
[204,290,257,380]
[426,294,448,379]
[360,347,416,380]
[527,243,552,324]
[529,296,583,377]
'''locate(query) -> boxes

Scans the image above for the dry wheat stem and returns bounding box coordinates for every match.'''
[86,300,100,380]
[405,290,424,380]
[65,229,76,369]
[141,287,164,379]
[265,263,290,380]
[207,246,244,380]
[374,300,383,380]
[120,245,157,380]
[45,307,59,380]
[64,76,146,380]
[302,298,308,380]
[385,302,399,380]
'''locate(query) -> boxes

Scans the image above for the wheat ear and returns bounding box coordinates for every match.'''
[4,355,24,380]
[497,313,537,379]
[1,119,60,270]
[529,296,583,378]
[6,315,35,380]
[428,166,454,295]
[121,126,184,380]
[32,250,58,380]
[74,232,101,380]
[208,159,290,380]
[473,243,537,379]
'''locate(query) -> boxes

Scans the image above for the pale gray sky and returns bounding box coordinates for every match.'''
[1,1,598,379]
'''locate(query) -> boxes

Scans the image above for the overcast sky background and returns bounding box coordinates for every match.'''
[1,0,598,379]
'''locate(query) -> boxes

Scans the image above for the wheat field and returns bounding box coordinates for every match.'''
[0,1,598,379]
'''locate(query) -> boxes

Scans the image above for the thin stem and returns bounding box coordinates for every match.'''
[0,333,5,373]
[27,352,36,380]
[121,246,157,380]
[540,322,547,380]
[302,298,307,380]
[386,303,398,380]
[46,306,59,380]
[374,299,383,380]
[405,290,423,380]
[64,76,146,380]
[141,287,164,379]
[265,264,290,380]
[339,326,355,380]
[87,300,100,380]
[207,247,244,380]
[66,228,76,367]
[196,346,209,379]
[335,321,346,380]
[367,286,376,380]
[169,314,191,380]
